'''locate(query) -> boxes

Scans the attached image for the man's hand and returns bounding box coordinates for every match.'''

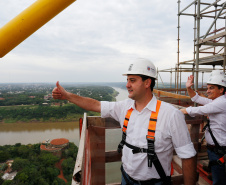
[52,81,68,100]
[186,75,194,89]
[180,109,188,114]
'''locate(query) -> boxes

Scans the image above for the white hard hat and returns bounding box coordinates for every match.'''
[207,74,226,87]
[209,70,225,77]
[122,58,157,79]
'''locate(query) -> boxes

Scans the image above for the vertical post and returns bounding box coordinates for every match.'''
[224,34,226,73]
[79,118,83,138]
[202,72,204,88]
[175,65,177,89]
[180,67,181,94]
[89,126,105,185]
[157,68,159,90]
[170,69,172,89]
[177,0,181,94]
[190,120,201,152]
[193,1,197,69]
[195,0,201,92]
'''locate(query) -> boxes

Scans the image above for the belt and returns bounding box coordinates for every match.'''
[207,144,226,155]
[207,144,226,150]
[121,165,171,185]
[128,175,162,185]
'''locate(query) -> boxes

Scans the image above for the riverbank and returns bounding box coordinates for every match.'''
[0,86,118,123]
[0,104,100,124]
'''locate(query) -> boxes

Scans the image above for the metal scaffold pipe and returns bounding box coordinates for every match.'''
[0,0,76,58]
[195,0,201,92]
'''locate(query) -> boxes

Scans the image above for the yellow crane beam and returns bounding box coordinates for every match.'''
[0,0,76,58]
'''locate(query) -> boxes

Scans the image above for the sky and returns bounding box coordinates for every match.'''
[0,0,224,84]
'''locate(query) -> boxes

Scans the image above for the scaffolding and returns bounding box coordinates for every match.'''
[158,0,226,92]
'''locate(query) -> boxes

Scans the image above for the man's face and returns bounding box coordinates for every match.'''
[206,84,224,100]
[126,75,149,100]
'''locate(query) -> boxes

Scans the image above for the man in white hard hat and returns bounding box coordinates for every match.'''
[52,58,197,185]
[180,70,226,185]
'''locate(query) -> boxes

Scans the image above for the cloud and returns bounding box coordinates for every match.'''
[0,0,219,83]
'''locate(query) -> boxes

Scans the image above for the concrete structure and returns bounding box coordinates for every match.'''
[40,138,69,158]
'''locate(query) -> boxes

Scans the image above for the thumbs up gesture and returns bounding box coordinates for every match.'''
[52,81,68,100]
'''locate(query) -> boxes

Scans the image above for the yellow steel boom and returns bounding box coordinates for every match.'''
[0,0,76,58]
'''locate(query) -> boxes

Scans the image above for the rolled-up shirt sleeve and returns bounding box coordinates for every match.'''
[186,98,223,117]
[101,101,124,123]
[174,143,196,159]
[170,110,197,158]
[191,93,212,105]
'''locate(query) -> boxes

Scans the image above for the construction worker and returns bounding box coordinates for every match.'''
[52,59,197,185]
[180,70,226,185]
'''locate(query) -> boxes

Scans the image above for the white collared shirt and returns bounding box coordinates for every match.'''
[186,94,226,146]
[101,95,196,180]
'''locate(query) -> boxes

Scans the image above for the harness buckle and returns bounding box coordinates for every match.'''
[117,143,123,153]
[202,122,209,132]
[146,135,155,141]
[132,148,144,154]
[217,159,224,165]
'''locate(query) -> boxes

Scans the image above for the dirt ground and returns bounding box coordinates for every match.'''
[55,159,68,183]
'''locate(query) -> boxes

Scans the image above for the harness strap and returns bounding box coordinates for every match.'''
[206,120,221,149]
[147,100,161,140]
[125,139,170,179]
[209,154,226,166]
[125,142,148,153]
[118,108,133,153]
[146,100,161,169]
[122,108,133,133]
[205,120,226,171]
[206,120,226,156]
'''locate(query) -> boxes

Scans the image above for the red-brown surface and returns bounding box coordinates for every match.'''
[55,159,67,183]
[50,138,69,146]
[40,144,61,151]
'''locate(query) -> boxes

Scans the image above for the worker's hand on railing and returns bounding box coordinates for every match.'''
[180,108,188,114]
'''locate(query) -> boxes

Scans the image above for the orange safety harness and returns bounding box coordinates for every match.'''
[118,100,171,182]
[203,120,226,168]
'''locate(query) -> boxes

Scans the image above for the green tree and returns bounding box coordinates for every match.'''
[11,158,30,171]
[15,172,29,183]
[38,152,59,167]
[17,145,30,158]
[62,157,75,180]
[43,167,59,182]
[37,178,49,185]
[0,151,10,162]
[62,143,78,160]
[2,180,12,185]
[56,178,67,185]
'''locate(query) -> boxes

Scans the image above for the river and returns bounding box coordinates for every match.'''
[0,87,128,146]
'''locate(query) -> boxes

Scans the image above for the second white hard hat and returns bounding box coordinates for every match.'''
[209,70,225,77]
[207,70,226,87]
[122,58,157,79]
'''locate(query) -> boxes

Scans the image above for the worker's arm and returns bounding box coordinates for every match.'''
[52,81,101,112]
[182,155,197,185]
[186,75,196,98]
